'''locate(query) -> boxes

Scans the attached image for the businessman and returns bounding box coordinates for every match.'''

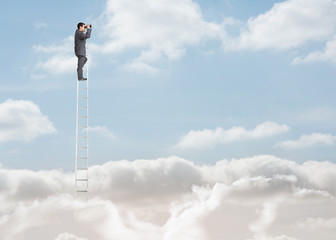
[74,22,92,81]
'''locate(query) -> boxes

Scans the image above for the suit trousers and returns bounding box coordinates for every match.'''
[76,55,88,80]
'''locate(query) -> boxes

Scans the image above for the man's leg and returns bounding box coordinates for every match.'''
[77,56,86,80]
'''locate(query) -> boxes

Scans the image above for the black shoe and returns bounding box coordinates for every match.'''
[78,78,87,81]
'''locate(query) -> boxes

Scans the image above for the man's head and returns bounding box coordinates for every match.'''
[77,22,85,32]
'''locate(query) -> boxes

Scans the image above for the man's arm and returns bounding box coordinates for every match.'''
[78,28,92,40]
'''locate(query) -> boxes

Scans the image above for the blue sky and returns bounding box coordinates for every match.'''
[1,0,336,170]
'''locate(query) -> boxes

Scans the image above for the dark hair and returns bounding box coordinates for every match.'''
[77,22,85,29]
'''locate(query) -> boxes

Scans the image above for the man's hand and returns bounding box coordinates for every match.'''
[86,24,91,29]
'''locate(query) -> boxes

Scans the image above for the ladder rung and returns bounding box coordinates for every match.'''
[80,97,88,99]
[79,116,88,118]
[79,88,88,90]
[77,168,88,170]
[79,136,88,138]
[79,126,88,128]
[76,190,88,193]
[79,147,88,149]
[79,157,88,159]
[76,179,88,181]
[80,107,88,109]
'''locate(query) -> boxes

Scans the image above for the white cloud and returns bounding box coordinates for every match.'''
[176,121,290,149]
[88,125,116,139]
[275,133,336,149]
[227,0,336,51]
[35,55,77,75]
[88,0,224,73]
[33,36,77,75]
[0,155,336,240]
[99,0,221,52]
[292,35,336,64]
[0,99,56,143]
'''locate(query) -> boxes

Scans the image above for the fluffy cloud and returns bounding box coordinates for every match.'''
[0,155,335,240]
[275,133,336,149]
[227,0,336,51]
[224,0,336,66]
[176,121,290,149]
[0,99,56,143]
[95,0,223,73]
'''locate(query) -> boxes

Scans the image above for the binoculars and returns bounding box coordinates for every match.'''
[85,24,92,29]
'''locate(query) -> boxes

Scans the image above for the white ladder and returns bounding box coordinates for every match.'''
[75,60,89,201]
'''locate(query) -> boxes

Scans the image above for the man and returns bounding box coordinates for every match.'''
[74,22,92,81]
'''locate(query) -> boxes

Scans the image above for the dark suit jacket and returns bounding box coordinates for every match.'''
[74,28,92,56]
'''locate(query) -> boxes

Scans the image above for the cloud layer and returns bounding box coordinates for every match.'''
[0,155,335,240]
[0,99,56,142]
